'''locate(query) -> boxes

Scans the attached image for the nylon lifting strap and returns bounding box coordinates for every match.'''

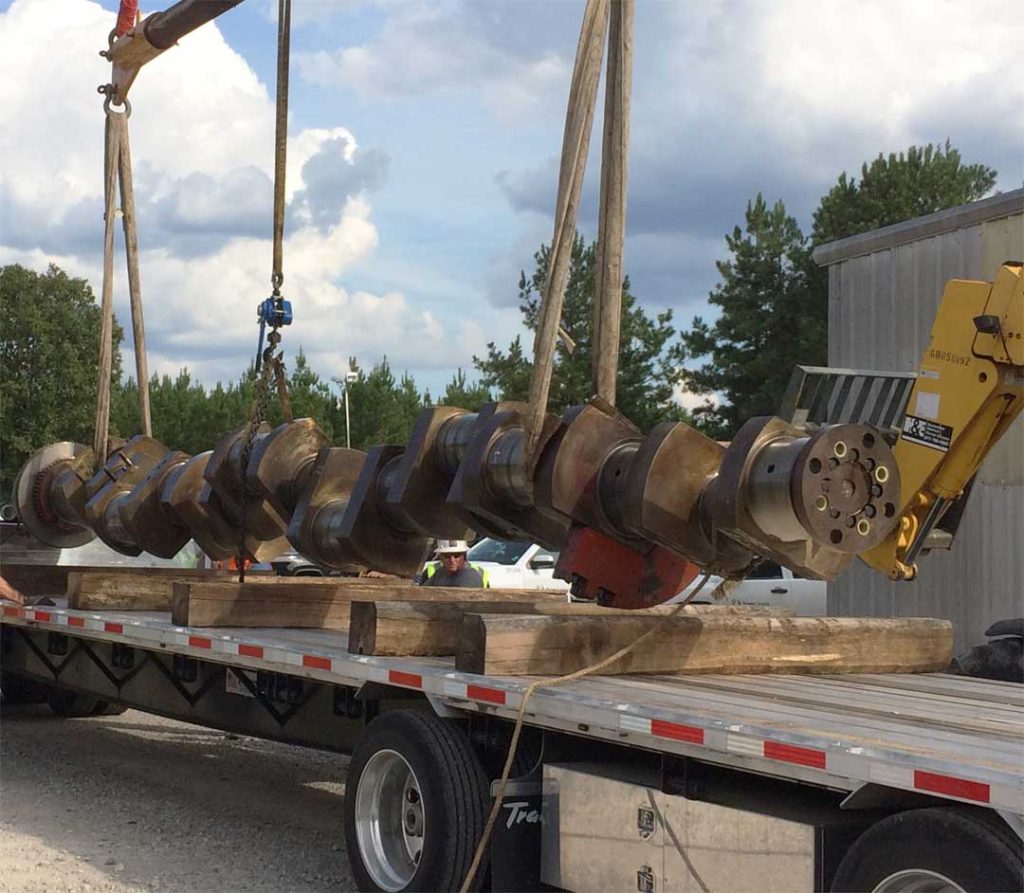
[235,0,294,581]
[95,96,153,469]
[525,0,634,458]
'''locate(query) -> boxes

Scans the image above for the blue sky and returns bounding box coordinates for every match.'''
[2,0,1022,405]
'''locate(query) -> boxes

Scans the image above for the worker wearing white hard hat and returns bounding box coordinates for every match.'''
[420,539,490,588]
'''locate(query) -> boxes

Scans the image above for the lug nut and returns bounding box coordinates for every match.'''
[874,465,889,483]
[857,518,872,536]
[833,441,848,459]
[814,495,829,512]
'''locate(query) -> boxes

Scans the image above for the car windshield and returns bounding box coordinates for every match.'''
[467,538,530,566]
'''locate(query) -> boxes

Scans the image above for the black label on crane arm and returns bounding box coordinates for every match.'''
[901,414,953,452]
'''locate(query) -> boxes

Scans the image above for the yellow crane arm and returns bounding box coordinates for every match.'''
[860,262,1024,580]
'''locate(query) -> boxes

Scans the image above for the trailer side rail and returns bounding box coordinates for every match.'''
[3,604,1022,816]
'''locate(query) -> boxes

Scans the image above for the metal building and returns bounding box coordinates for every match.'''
[813,188,1024,650]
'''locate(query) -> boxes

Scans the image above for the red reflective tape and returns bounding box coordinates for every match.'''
[764,741,827,770]
[389,670,422,689]
[238,644,263,659]
[467,684,506,705]
[68,616,85,628]
[914,770,990,803]
[104,622,124,634]
[302,655,331,671]
[651,719,705,745]
[33,610,52,622]
[188,635,212,649]
[3,606,22,618]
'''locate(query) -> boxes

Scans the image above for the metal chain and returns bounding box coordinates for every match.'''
[235,0,293,582]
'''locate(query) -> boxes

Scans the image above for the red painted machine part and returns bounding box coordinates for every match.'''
[556,526,699,608]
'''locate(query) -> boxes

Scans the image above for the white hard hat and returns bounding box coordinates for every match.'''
[435,539,470,555]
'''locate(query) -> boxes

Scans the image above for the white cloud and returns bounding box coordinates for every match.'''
[294,1,570,124]
[0,0,462,391]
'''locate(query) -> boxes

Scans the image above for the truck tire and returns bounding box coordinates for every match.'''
[47,689,101,718]
[831,807,1023,892]
[344,709,488,892]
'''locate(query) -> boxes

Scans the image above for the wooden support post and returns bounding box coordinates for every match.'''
[349,600,779,657]
[455,614,954,677]
[171,581,561,630]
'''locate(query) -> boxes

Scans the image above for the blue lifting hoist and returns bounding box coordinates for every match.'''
[253,294,292,372]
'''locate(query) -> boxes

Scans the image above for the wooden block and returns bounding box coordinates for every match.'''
[172,581,561,629]
[65,570,392,610]
[349,601,781,656]
[455,614,954,677]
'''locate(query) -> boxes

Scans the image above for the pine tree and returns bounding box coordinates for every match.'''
[475,235,686,432]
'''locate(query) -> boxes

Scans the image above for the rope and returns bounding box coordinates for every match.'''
[115,0,139,37]
[94,97,152,469]
[93,107,120,468]
[525,0,609,458]
[458,572,713,892]
[116,104,152,436]
[271,0,291,294]
[592,0,633,404]
[236,0,293,582]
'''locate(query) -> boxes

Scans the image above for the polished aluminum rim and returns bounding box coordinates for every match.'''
[873,868,966,893]
[354,749,424,892]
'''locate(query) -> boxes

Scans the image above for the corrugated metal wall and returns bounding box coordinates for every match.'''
[815,190,1024,650]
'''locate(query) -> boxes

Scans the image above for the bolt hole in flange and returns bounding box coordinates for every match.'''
[793,424,901,552]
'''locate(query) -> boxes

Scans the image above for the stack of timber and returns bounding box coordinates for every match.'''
[64,570,954,678]
[68,568,304,611]
[347,600,767,657]
[348,600,952,677]
[454,613,954,677]
[170,580,562,630]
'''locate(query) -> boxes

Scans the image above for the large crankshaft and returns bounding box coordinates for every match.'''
[12,402,900,606]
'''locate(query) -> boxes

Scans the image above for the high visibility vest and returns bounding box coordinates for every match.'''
[423,562,491,588]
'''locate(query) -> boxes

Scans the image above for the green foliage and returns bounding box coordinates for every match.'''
[346,357,424,448]
[475,235,688,432]
[679,195,823,439]
[681,142,997,439]
[436,368,492,411]
[113,350,341,452]
[812,141,997,244]
[0,264,124,495]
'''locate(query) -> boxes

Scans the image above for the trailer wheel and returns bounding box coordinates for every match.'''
[47,689,101,717]
[831,807,1023,892]
[344,709,488,892]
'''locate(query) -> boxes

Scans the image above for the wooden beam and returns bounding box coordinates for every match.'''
[349,601,780,656]
[65,570,397,611]
[455,614,954,676]
[172,581,561,630]
[66,568,281,610]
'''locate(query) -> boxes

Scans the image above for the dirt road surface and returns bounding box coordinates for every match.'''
[0,704,356,892]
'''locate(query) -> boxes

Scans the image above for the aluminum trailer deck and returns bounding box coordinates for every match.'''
[3,601,1022,890]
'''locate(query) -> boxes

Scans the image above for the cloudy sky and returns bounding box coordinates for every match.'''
[1,0,1022,402]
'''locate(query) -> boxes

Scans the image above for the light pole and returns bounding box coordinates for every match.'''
[332,369,359,449]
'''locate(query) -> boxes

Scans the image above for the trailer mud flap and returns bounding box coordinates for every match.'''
[490,780,544,892]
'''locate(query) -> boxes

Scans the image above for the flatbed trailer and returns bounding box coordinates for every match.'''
[2,600,1022,892]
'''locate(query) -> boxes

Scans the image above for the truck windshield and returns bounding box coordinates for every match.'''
[467,538,530,565]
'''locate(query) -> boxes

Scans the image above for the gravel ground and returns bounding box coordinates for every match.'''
[0,704,356,892]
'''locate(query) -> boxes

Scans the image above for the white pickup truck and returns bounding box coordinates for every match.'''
[465,538,570,592]
[672,558,826,616]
